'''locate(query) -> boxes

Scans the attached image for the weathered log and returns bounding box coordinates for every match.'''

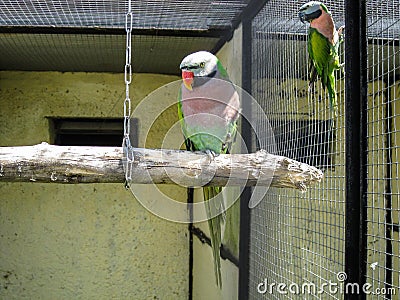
[0,142,323,190]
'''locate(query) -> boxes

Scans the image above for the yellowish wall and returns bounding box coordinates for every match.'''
[0,71,189,299]
[391,81,400,291]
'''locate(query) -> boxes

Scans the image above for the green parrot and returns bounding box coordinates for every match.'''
[299,1,344,117]
[178,51,240,287]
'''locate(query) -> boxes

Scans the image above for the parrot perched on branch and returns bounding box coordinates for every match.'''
[178,51,240,287]
[299,1,344,117]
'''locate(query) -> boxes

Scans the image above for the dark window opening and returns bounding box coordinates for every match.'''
[258,119,335,169]
[49,117,138,147]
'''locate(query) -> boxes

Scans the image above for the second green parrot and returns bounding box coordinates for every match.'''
[299,1,344,117]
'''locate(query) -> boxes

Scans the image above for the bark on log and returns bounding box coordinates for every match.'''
[0,142,323,191]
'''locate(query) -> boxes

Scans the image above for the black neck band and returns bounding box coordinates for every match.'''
[193,70,217,87]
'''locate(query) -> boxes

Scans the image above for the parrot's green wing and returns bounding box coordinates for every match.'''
[217,60,229,80]
[308,27,340,115]
[217,60,238,152]
[308,27,331,89]
[177,88,194,151]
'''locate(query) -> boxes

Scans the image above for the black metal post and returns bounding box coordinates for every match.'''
[238,2,269,299]
[238,16,252,300]
[344,0,368,299]
[188,187,194,300]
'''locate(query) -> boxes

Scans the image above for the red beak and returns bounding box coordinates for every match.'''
[182,70,194,91]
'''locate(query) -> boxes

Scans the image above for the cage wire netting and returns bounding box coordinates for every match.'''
[0,0,249,74]
[366,0,400,297]
[248,0,400,299]
[0,0,247,29]
[249,0,346,299]
[0,33,221,73]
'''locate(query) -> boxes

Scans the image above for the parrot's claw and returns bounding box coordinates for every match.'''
[308,82,314,95]
[338,25,345,36]
[338,26,345,44]
[339,63,345,76]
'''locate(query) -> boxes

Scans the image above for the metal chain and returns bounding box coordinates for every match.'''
[123,0,134,188]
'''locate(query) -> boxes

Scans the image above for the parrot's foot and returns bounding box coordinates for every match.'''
[332,107,338,119]
[308,82,315,95]
[339,63,345,77]
[204,149,218,164]
[338,26,345,44]
[338,25,345,37]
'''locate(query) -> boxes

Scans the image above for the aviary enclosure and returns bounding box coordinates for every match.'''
[0,0,399,299]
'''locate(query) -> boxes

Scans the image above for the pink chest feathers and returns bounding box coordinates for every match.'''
[311,10,336,44]
[180,81,240,125]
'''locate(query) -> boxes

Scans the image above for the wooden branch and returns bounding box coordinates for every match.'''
[0,143,323,191]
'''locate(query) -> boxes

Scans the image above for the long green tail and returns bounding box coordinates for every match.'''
[327,71,338,167]
[203,186,223,287]
[327,33,344,119]
[327,72,338,118]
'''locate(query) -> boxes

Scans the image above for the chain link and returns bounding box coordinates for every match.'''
[123,0,133,188]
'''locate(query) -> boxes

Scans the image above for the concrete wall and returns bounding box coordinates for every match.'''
[0,71,189,299]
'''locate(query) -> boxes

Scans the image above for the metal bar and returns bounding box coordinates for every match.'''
[344,0,368,299]
[243,33,399,45]
[190,226,239,267]
[188,188,194,300]
[210,29,235,54]
[237,2,269,298]
[384,84,393,297]
[238,16,252,300]
[0,26,229,38]
[240,0,270,21]
[238,188,251,300]
[212,0,269,53]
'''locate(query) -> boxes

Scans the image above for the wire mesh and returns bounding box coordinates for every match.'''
[0,0,248,30]
[366,1,400,298]
[248,1,346,298]
[0,33,219,73]
[0,0,248,73]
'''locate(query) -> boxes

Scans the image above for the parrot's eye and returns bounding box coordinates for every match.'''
[199,62,205,68]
